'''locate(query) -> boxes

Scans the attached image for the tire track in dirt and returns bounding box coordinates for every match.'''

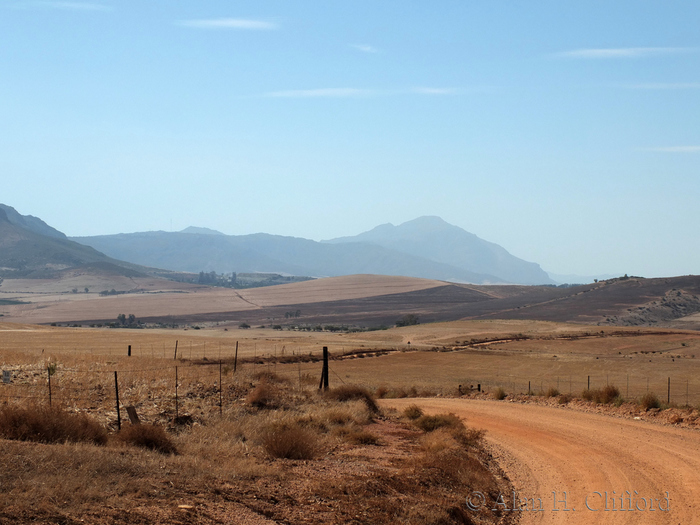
[384,398,700,524]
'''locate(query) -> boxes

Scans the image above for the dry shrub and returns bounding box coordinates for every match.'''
[414,413,462,433]
[414,446,496,492]
[333,424,380,445]
[546,387,560,398]
[455,427,486,449]
[116,424,178,454]
[0,404,107,445]
[297,405,360,432]
[582,385,621,404]
[420,427,458,454]
[403,404,424,420]
[640,392,661,411]
[324,385,378,413]
[261,422,321,460]
[375,385,389,398]
[252,370,287,383]
[246,382,280,409]
[493,387,507,400]
[600,384,621,404]
[558,393,573,404]
[415,412,484,449]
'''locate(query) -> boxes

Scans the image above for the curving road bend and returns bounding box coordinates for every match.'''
[384,398,700,524]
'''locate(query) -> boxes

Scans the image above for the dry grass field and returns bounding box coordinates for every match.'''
[0,274,445,325]
[2,303,700,523]
[3,319,700,410]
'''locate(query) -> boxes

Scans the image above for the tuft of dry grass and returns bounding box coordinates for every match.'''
[558,393,573,404]
[582,384,621,404]
[493,387,507,400]
[640,392,661,410]
[414,412,462,433]
[245,382,280,409]
[332,424,380,445]
[261,422,321,460]
[403,404,424,420]
[116,423,178,454]
[546,387,560,398]
[0,404,107,445]
[252,370,288,383]
[324,384,379,413]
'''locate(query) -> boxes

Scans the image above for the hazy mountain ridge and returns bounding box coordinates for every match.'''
[0,204,552,285]
[324,216,553,285]
[0,204,66,239]
[73,230,501,283]
[0,204,168,280]
[73,217,554,284]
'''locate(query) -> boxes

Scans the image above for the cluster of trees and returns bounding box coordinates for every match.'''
[395,314,420,327]
[99,289,124,296]
[116,313,140,328]
[284,310,302,318]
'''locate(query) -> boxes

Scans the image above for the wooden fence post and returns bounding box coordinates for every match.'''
[234,341,239,373]
[175,366,179,420]
[319,347,329,391]
[114,371,121,431]
[47,366,52,406]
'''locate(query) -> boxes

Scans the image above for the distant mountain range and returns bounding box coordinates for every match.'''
[0,203,556,284]
[0,204,163,279]
[323,216,552,285]
[73,216,554,285]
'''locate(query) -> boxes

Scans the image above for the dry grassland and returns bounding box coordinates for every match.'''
[3,318,700,523]
[0,274,445,325]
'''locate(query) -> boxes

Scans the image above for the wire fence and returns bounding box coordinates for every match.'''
[456,373,700,406]
[0,356,333,428]
[3,347,699,420]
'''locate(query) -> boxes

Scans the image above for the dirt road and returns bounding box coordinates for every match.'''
[385,398,700,524]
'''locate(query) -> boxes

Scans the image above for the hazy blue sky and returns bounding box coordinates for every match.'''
[1,1,698,278]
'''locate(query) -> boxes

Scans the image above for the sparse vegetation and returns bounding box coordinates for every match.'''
[395,313,419,327]
[640,392,661,410]
[414,412,462,433]
[493,386,507,400]
[582,384,621,404]
[546,387,560,397]
[0,405,107,445]
[116,423,177,454]
[403,404,424,420]
[261,422,321,460]
[324,384,378,413]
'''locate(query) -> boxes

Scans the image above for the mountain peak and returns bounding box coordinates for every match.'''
[0,204,66,239]
[180,226,225,236]
[325,216,553,285]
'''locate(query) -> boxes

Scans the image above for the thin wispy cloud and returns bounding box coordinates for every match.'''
[264,88,374,98]
[19,1,111,11]
[178,18,277,30]
[555,47,696,59]
[643,146,700,153]
[623,82,700,90]
[351,44,378,54]
[262,87,460,98]
[411,87,458,95]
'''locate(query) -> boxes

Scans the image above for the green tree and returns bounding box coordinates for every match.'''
[396,314,419,327]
